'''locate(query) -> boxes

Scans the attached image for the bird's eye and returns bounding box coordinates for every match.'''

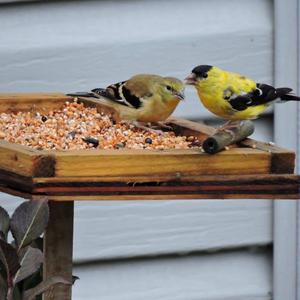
[166,85,172,91]
[202,73,208,78]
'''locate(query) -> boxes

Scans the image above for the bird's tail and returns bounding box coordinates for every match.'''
[66,92,96,98]
[66,90,122,120]
[91,88,108,97]
[67,89,114,100]
[276,88,300,101]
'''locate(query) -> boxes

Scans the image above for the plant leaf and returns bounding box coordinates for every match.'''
[0,206,10,241]
[10,200,49,251]
[12,285,22,300]
[22,276,71,300]
[0,272,7,299]
[19,271,42,296]
[30,237,43,252]
[14,247,43,284]
[0,239,20,281]
[0,232,5,241]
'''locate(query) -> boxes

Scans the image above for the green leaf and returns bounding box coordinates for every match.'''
[0,260,6,279]
[30,238,43,252]
[0,272,7,299]
[14,247,43,284]
[12,285,22,300]
[19,271,42,297]
[10,200,49,251]
[22,276,71,300]
[0,232,5,241]
[0,206,10,241]
[0,239,20,281]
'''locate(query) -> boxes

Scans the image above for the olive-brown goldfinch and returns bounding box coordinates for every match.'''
[67,74,185,123]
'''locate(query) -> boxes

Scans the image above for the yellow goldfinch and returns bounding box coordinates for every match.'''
[185,65,300,123]
[67,74,184,124]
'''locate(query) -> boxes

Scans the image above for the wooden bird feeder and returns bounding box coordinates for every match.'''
[0,93,299,299]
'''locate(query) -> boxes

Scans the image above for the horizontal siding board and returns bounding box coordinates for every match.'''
[0,0,273,119]
[0,1,39,3]
[0,196,272,261]
[73,200,272,261]
[73,249,272,300]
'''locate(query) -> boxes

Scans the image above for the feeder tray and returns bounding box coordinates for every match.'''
[0,93,299,200]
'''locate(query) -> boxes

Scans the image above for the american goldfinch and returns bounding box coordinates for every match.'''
[67,74,185,124]
[185,65,300,125]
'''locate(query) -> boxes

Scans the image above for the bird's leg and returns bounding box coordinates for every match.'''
[156,121,174,131]
[149,121,174,131]
[122,121,165,135]
[218,120,244,131]
[216,120,244,138]
[144,122,166,135]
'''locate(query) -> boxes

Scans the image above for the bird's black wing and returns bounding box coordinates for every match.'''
[227,83,288,111]
[227,95,253,111]
[92,81,142,109]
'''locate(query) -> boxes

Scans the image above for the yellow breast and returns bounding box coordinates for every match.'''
[196,71,267,120]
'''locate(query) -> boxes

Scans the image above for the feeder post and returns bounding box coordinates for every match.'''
[43,201,74,300]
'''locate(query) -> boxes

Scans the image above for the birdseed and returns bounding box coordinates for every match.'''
[0,99,201,151]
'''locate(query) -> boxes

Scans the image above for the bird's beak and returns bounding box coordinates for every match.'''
[184,73,197,85]
[175,91,185,101]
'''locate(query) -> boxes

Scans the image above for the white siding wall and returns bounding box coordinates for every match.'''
[273,0,300,299]
[0,0,274,299]
[74,249,272,300]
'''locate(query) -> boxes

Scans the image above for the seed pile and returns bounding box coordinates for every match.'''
[0,100,201,151]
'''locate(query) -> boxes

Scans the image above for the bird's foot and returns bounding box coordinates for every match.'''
[123,121,165,135]
[143,126,165,135]
[216,121,244,138]
[153,121,174,131]
[217,120,244,131]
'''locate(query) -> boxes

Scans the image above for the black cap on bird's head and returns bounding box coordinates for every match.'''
[185,65,213,85]
[192,65,213,77]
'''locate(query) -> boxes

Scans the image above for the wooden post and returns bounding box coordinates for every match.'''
[43,201,74,300]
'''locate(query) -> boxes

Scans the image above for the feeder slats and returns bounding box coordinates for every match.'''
[54,148,270,177]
